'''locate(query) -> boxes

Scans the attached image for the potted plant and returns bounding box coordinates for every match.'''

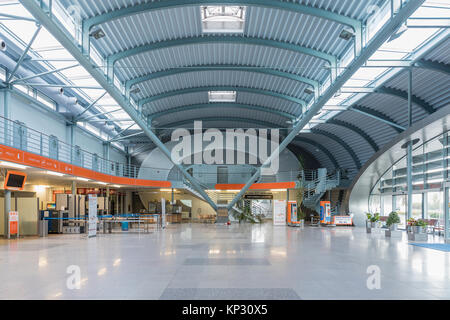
[414,219,428,234]
[407,218,416,233]
[386,212,400,231]
[366,212,380,228]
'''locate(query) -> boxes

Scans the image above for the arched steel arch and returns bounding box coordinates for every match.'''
[82,0,362,54]
[138,86,307,109]
[310,129,362,169]
[125,65,319,98]
[148,103,296,121]
[293,137,339,169]
[156,116,285,129]
[376,86,434,114]
[106,36,337,81]
[327,119,379,152]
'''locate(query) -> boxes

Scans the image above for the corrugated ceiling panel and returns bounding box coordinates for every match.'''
[292,140,335,170]
[155,107,287,127]
[423,37,450,64]
[116,43,327,81]
[385,69,450,111]
[357,93,428,127]
[334,111,397,147]
[314,123,374,165]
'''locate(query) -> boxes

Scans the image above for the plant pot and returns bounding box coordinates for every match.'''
[390,224,398,231]
[371,222,377,228]
[413,226,423,234]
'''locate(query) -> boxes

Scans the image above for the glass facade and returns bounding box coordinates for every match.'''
[369,131,450,235]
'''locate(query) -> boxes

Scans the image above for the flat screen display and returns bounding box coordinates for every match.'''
[4,171,27,191]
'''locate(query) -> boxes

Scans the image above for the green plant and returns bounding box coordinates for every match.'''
[231,203,259,224]
[407,217,416,226]
[296,187,306,221]
[386,211,400,227]
[416,219,428,227]
[366,212,380,223]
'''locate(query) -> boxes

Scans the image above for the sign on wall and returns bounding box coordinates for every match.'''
[273,200,286,226]
[8,211,19,237]
[88,194,98,238]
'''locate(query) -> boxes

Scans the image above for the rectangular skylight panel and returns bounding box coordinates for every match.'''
[208,91,236,102]
[201,6,246,33]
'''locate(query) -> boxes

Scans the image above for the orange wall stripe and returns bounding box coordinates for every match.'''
[0,144,171,188]
[215,181,296,190]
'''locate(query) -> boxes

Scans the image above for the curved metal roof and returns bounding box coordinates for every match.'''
[49,1,450,178]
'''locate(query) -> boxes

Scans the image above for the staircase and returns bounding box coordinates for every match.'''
[301,169,340,213]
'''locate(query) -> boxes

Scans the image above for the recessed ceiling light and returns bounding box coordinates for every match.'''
[76,177,90,181]
[0,161,28,170]
[97,182,107,185]
[208,91,236,102]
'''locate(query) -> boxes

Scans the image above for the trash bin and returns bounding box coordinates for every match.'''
[39,220,48,237]
[121,222,129,231]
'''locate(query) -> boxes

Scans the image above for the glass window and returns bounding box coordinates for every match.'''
[394,195,407,228]
[382,194,392,216]
[426,191,443,225]
[412,193,422,219]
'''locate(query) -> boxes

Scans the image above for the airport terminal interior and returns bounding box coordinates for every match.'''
[0,0,449,300]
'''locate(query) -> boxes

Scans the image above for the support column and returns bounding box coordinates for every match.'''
[106,186,110,214]
[4,190,11,238]
[444,133,449,243]
[406,68,413,220]
[71,181,77,219]
[3,88,11,145]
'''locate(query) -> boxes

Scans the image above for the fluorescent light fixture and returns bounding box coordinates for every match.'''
[304,88,315,95]
[339,28,355,41]
[46,171,65,177]
[76,177,90,181]
[90,28,105,40]
[160,189,176,192]
[97,182,107,185]
[201,6,246,33]
[208,91,236,102]
[0,161,29,170]
[270,189,286,192]
[111,185,121,188]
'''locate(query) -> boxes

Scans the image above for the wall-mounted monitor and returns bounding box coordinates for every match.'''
[4,171,27,191]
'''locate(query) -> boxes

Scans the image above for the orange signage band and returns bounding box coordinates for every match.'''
[215,181,296,190]
[0,144,171,188]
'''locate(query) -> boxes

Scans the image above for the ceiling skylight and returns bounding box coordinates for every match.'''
[201,6,246,33]
[208,91,237,103]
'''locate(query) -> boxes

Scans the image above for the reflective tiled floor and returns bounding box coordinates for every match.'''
[0,224,449,300]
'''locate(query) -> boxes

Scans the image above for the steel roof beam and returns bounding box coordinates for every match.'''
[376,86,434,114]
[293,137,339,169]
[82,0,362,57]
[148,103,296,121]
[125,65,319,99]
[139,86,306,109]
[327,119,379,152]
[349,105,405,132]
[311,129,361,169]
[156,117,285,129]
[106,36,337,82]
[415,59,450,76]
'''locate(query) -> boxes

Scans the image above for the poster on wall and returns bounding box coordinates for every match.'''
[273,200,287,226]
[88,194,98,238]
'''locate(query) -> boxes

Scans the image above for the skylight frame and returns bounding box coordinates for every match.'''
[201,6,246,33]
